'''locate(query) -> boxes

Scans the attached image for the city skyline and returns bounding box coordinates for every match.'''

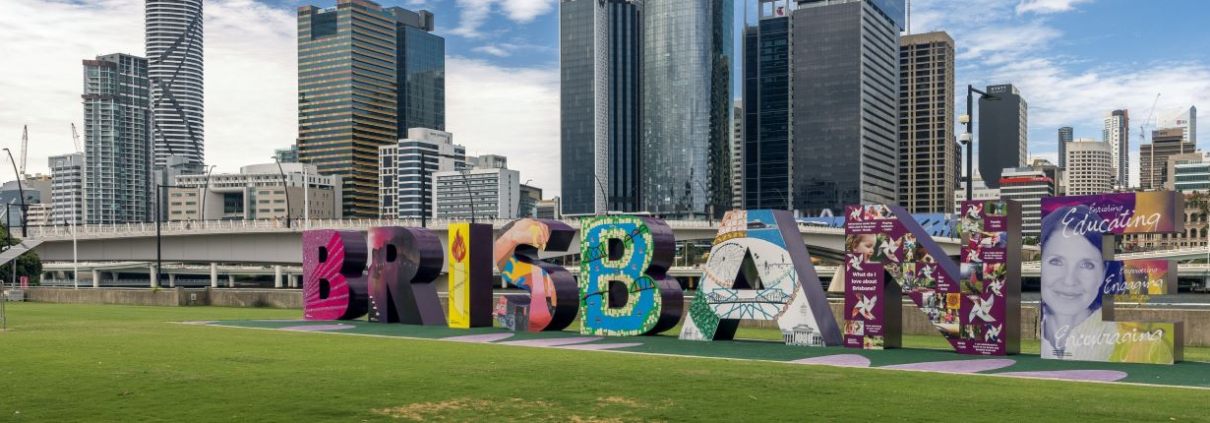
[3,0,1210,197]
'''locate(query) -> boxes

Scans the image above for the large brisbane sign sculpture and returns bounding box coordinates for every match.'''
[302,193,1187,365]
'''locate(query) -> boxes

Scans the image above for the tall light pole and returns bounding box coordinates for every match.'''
[692,179,714,225]
[591,174,609,216]
[1,148,26,237]
[960,85,999,201]
[199,165,216,221]
[271,157,292,229]
[418,150,466,227]
[303,164,310,229]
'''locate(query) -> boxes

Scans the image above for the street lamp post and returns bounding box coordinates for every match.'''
[692,180,714,225]
[455,169,477,224]
[272,158,292,229]
[591,174,609,216]
[199,165,216,222]
[154,184,185,287]
[1,148,26,237]
[418,150,466,227]
[960,85,999,201]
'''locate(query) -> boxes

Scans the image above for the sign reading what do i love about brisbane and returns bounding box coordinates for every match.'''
[299,200,1186,366]
[843,201,1022,356]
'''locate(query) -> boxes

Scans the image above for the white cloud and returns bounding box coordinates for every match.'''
[444,56,561,196]
[499,0,556,23]
[0,0,142,175]
[472,45,512,57]
[205,0,299,172]
[450,0,556,38]
[1016,0,1095,15]
[913,0,1208,188]
[0,0,297,177]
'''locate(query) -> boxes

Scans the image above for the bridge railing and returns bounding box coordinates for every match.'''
[27,217,847,240]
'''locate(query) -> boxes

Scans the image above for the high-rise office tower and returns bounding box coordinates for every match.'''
[791,0,904,215]
[732,101,743,210]
[899,31,955,214]
[146,0,204,168]
[1064,138,1112,196]
[393,8,444,134]
[1057,126,1073,168]
[742,1,791,211]
[1157,106,1198,144]
[560,0,642,215]
[298,0,445,218]
[978,84,1028,189]
[377,128,466,219]
[1140,128,1196,190]
[1000,165,1055,238]
[641,0,732,219]
[1103,110,1129,188]
[82,54,152,224]
[49,153,86,225]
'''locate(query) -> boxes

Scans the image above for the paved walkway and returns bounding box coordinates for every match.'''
[198,319,1210,390]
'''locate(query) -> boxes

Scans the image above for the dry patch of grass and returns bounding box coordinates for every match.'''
[373,397,663,422]
[374,399,494,421]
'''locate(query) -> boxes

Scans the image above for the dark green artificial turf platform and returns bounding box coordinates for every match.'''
[201,319,1210,390]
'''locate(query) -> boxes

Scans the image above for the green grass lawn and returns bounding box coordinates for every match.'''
[1,303,1207,422]
[732,325,1210,363]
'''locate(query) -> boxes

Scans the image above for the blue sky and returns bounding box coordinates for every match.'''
[2,0,1209,194]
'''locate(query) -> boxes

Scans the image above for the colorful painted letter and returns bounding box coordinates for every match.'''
[367,226,446,325]
[1040,192,1184,364]
[493,218,579,332]
[843,202,1022,355]
[448,223,495,328]
[680,210,841,346]
[303,230,370,321]
[579,216,683,336]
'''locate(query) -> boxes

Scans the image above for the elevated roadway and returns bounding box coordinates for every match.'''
[27,218,962,266]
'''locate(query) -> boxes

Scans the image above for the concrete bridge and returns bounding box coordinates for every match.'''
[27,217,963,266]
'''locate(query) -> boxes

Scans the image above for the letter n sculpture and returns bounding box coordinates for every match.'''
[843,203,1022,355]
[680,210,842,346]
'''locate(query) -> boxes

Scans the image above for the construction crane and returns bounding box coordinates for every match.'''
[70,123,83,153]
[1142,93,1161,188]
[19,125,28,177]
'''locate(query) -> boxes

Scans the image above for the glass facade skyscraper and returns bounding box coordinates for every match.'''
[560,0,642,216]
[82,53,151,224]
[978,84,1028,189]
[742,2,791,210]
[1103,109,1129,188]
[791,0,902,215]
[641,0,732,219]
[298,0,445,218]
[146,0,204,168]
[1058,126,1073,168]
[394,9,445,134]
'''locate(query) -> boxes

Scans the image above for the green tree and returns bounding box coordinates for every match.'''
[0,224,42,286]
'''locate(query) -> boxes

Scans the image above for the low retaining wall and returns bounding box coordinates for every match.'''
[25,287,184,307]
[21,287,1210,346]
[206,289,303,309]
[24,287,301,309]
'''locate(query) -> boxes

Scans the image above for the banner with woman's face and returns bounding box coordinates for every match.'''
[1039,192,1185,365]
